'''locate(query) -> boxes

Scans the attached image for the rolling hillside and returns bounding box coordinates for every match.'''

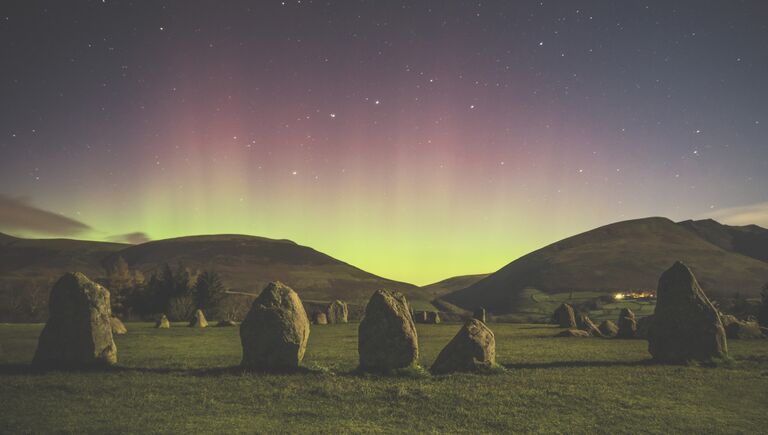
[678,219,768,262]
[0,233,428,307]
[0,233,127,286]
[419,273,489,299]
[110,234,426,304]
[441,217,768,315]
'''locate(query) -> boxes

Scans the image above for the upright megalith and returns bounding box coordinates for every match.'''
[599,320,619,338]
[617,308,637,338]
[430,319,496,374]
[240,282,310,371]
[414,311,428,323]
[110,317,128,335]
[553,303,577,329]
[358,289,419,372]
[314,312,328,325]
[473,307,487,323]
[648,262,728,363]
[326,300,349,324]
[33,272,117,367]
[189,309,208,328]
[155,314,170,329]
[579,315,603,337]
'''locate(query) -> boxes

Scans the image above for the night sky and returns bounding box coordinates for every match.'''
[1,1,767,285]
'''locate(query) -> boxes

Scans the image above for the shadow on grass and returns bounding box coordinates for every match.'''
[0,363,328,377]
[502,359,654,370]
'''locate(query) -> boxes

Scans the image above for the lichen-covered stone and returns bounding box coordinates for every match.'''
[240,282,310,371]
[33,272,117,367]
[110,317,127,335]
[155,314,170,329]
[358,289,418,372]
[427,311,441,324]
[189,309,208,328]
[724,319,764,339]
[553,303,577,328]
[599,320,619,337]
[579,315,603,337]
[431,319,496,374]
[473,307,487,323]
[326,300,349,324]
[648,262,728,363]
[617,308,637,338]
[216,319,237,327]
[314,312,328,325]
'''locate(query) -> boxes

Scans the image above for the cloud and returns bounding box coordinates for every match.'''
[0,194,91,236]
[704,201,768,227]
[108,232,152,244]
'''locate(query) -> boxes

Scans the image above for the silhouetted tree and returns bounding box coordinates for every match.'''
[194,270,226,314]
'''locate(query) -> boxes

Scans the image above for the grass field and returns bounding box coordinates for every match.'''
[1,322,767,433]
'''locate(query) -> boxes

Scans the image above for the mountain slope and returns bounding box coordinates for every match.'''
[678,219,768,262]
[442,217,768,314]
[0,232,127,284]
[107,234,426,304]
[0,232,428,307]
[420,273,489,299]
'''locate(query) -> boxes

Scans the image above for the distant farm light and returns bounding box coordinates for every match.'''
[613,293,625,300]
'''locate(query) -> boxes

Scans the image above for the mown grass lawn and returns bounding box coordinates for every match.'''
[1,322,767,434]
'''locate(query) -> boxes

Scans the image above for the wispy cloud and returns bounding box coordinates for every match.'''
[108,232,152,244]
[704,201,768,227]
[0,194,91,236]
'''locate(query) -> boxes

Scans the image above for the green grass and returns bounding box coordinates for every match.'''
[1,323,767,433]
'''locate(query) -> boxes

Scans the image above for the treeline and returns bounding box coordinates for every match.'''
[104,257,236,321]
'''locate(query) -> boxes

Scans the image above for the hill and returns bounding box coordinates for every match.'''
[441,217,768,315]
[111,234,426,304]
[0,233,428,312]
[0,232,127,285]
[678,219,768,262]
[419,273,489,299]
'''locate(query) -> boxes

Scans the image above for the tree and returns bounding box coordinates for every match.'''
[193,270,226,314]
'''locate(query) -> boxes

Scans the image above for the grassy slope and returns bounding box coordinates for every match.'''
[443,217,768,313]
[1,323,767,433]
[419,273,489,299]
[0,233,433,308]
[0,234,126,285]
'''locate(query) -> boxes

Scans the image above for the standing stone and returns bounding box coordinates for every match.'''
[240,282,310,371]
[598,320,619,337]
[216,319,237,327]
[648,262,728,363]
[358,289,419,372]
[314,312,328,325]
[326,300,349,324]
[430,319,496,374]
[473,307,487,323]
[33,272,117,367]
[110,317,128,335]
[155,314,170,329]
[553,303,577,328]
[724,319,764,339]
[579,316,603,337]
[617,308,637,338]
[189,309,208,328]
[636,315,653,339]
[413,311,428,323]
[427,311,441,324]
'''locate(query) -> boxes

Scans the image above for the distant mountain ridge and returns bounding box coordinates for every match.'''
[441,217,768,314]
[0,232,428,306]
